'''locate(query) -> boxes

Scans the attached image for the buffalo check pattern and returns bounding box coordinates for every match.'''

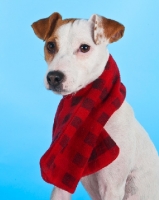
[40,55,126,193]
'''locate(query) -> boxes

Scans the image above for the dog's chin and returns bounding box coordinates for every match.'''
[47,86,72,96]
[46,82,84,96]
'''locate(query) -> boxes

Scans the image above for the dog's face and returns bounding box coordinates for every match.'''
[32,13,124,95]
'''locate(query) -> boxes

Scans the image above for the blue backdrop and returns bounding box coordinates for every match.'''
[0,0,159,199]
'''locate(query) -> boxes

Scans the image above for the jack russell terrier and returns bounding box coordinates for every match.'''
[31,12,159,200]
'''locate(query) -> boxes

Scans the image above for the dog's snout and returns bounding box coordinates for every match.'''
[47,71,64,87]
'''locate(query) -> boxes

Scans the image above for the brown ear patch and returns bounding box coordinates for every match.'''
[31,12,77,42]
[102,18,125,43]
[32,12,77,63]
[90,14,125,44]
[31,12,62,40]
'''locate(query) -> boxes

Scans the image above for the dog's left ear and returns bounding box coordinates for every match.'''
[89,14,125,45]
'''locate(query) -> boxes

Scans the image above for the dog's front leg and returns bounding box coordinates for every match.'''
[50,187,71,200]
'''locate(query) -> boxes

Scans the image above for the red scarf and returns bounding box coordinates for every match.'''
[40,55,126,193]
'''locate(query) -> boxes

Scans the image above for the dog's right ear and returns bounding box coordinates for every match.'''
[31,12,62,41]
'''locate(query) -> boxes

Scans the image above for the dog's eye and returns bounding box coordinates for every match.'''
[46,42,56,53]
[80,44,90,53]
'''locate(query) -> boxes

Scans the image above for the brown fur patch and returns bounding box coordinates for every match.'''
[44,40,58,62]
[31,13,62,41]
[46,18,77,41]
[92,15,125,44]
[101,17,125,43]
[44,17,77,62]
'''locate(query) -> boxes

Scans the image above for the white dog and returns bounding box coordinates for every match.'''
[32,12,159,200]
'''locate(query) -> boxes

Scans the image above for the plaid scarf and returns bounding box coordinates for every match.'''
[40,54,126,193]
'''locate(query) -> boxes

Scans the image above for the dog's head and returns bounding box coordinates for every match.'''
[32,12,124,95]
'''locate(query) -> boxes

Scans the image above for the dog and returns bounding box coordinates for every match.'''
[31,12,159,200]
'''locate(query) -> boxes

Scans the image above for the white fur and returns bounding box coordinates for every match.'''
[44,17,159,200]
[45,19,109,95]
[88,15,109,45]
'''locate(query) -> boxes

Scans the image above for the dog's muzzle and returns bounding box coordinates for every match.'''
[47,71,65,92]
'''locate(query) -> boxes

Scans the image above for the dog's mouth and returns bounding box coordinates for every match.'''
[48,85,71,95]
[48,83,85,95]
[48,85,63,93]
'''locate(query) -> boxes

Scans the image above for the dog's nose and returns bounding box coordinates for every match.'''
[47,71,64,87]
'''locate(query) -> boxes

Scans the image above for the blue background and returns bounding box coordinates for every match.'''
[0,0,159,199]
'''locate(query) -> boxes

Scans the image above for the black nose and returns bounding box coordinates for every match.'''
[47,71,65,87]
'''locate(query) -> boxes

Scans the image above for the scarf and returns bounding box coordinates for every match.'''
[40,54,126,193]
